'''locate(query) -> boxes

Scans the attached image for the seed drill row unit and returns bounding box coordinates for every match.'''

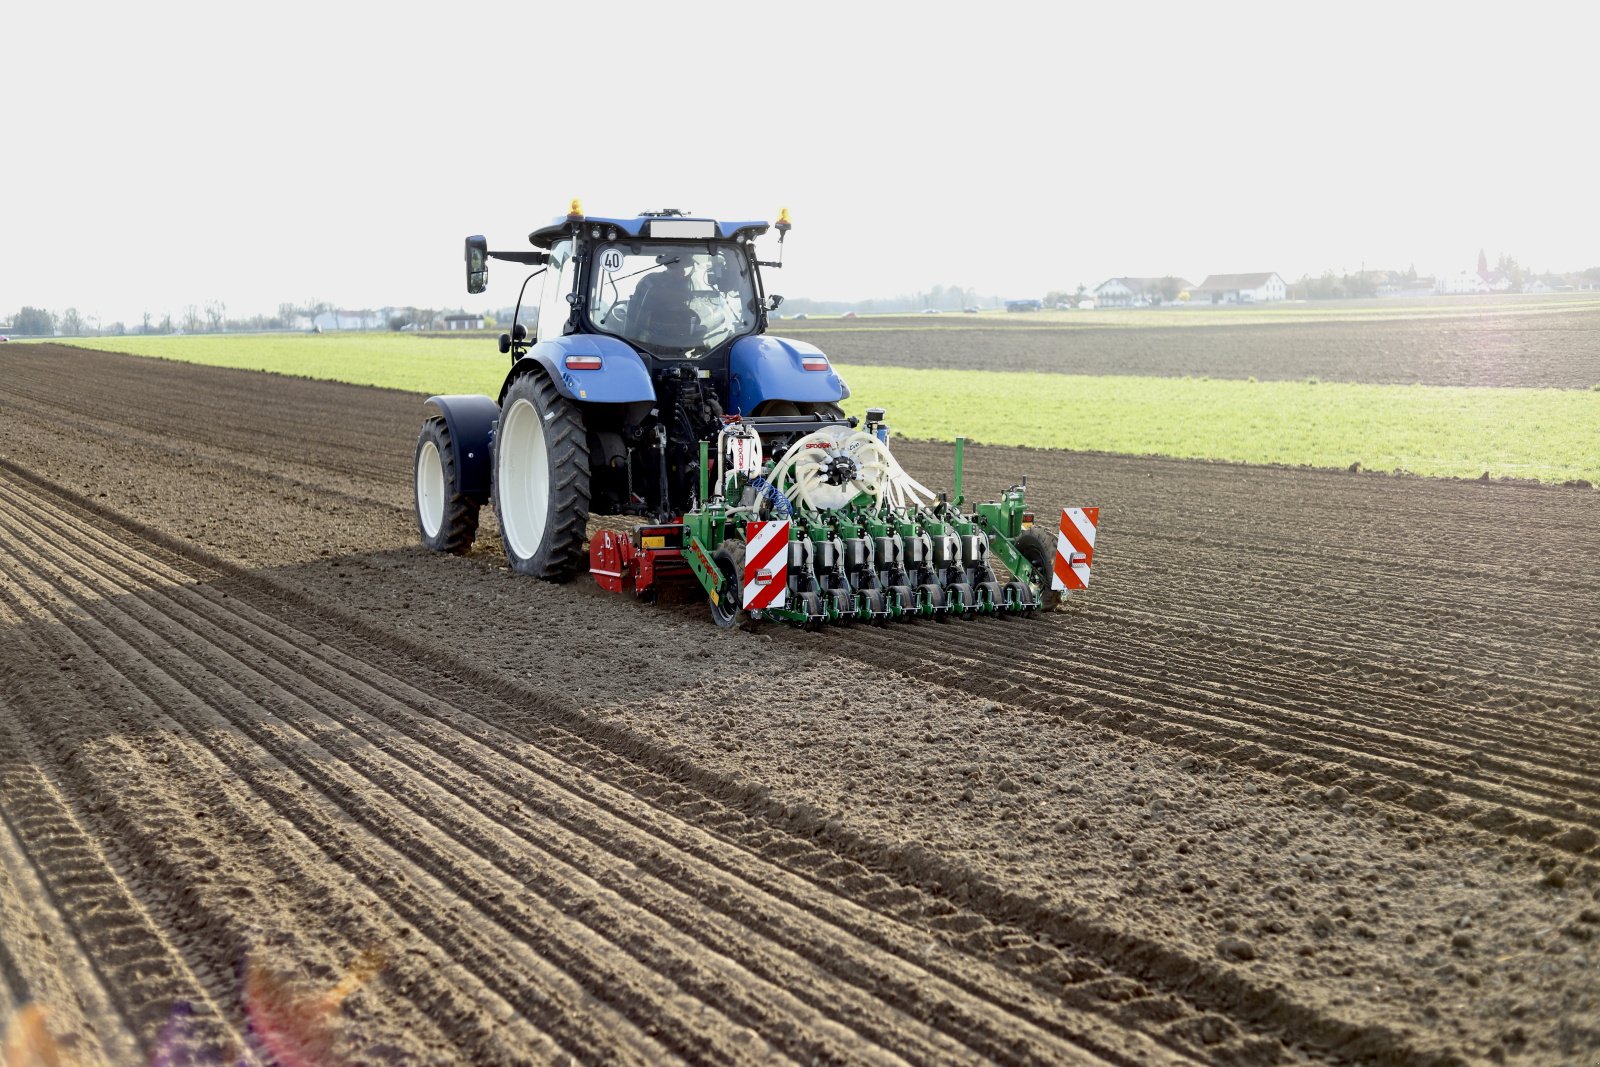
[412,203,1096,627]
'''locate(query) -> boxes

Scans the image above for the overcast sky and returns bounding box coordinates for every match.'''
[4,1,1595,324]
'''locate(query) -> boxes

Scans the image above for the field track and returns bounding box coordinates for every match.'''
[777,301,1600,388]
[2,343,1597,1065]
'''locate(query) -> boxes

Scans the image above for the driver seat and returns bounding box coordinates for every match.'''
[631,270,701,347]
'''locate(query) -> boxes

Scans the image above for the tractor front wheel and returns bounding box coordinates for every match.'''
[414,416,479,555]
[1015,527,1062,612]
[493,372,591,580]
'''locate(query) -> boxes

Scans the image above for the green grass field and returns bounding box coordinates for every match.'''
[49,333,1599,484]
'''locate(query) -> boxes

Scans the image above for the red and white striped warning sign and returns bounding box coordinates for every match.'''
[1052,507,1099,591]
[743,521,790,609]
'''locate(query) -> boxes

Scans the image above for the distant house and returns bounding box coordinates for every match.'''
[1093,277,1194,308]
[312,309,387,331]
[442,313,484,331]
[1191,273,1287,304]
[1435,271,1490,295]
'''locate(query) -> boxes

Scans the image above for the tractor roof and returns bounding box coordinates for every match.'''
[528,210,770,249]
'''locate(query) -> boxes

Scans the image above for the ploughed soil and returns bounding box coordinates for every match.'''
[778,302,1600,388]
[1,343,1596,1066]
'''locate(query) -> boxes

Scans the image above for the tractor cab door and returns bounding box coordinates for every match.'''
[536,240,577,343]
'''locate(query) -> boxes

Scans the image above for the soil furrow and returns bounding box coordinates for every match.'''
[837,624,1599,857]
[0,693,251,1065]
[0,388,406,514]
[0,468,1137,1065]
[0,491,728,1067]
[0,761,140,1067]
[1073,614,1600,763]
[0,460,1477,1067]
[902,616,1600,805]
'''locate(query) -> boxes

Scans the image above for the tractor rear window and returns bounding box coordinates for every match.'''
[590,242,758,356]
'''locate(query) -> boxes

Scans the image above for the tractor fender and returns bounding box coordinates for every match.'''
[502,336,656,405]
[424,394,499,503]
[727,335,850,416]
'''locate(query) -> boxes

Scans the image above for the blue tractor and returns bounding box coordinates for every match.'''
[414,202,1086,626]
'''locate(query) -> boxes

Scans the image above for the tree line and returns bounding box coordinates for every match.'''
[5,302,445,337]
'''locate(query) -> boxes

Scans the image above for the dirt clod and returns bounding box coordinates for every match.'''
[1217,937,1258,961]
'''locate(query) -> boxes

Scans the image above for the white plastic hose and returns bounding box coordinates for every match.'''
[765,427,934,512]
[717,425,764,496]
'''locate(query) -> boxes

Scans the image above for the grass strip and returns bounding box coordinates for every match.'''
[47,335,1597,484]
[839,365,1598,484]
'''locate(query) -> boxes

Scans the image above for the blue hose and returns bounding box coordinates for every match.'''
[748,475,793,517]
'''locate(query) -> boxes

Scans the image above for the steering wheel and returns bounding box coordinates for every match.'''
[604,300,629,326]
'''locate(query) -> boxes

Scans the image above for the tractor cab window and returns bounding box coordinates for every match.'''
[536,240,576,344]
[589,242,757,356]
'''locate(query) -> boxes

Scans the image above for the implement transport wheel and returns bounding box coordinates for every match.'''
[494,371,591,580]
[709,541,748,630]
[1015,527,1062,612]
[414,416,479,555]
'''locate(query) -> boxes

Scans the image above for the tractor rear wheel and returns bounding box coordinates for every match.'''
[414,416,479,555]
[1015,527,1061,611]
[494,371,591,580]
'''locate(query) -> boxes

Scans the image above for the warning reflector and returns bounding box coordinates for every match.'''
[1052,507,1099,591]
[743,521,789,609]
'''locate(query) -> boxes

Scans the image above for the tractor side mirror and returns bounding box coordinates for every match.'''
[465,235,489,294]
[765,294,784,311]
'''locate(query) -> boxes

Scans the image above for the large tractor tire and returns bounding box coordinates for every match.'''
[493,371,591,580]
[1015,527,1062,612]
[414,416,479,555]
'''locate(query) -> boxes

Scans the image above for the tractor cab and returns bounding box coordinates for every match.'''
[520,206,778,361]
[587,241,758,357]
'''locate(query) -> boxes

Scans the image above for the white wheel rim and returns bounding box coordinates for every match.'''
[416,440,445,538]
[498,397,549,561]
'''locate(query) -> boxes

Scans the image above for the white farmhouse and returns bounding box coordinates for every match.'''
[1190,273,1287,304]
[1093,277,1195,308]
[1435,271,1490,295]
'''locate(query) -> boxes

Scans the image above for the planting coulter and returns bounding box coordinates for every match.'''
[414,202,1094,627]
